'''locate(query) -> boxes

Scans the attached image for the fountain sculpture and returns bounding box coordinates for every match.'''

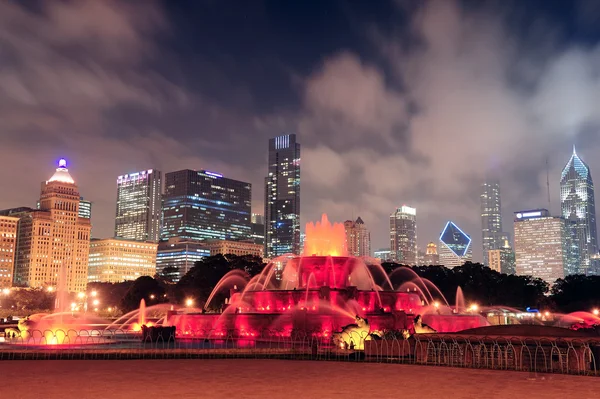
[166,214,489,341]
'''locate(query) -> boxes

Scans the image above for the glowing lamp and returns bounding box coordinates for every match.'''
[58,159,67,168]
[593,309,599,316]
[2,288,10,295]
[47,286,54,292]
[92,299,99,306]
[469,303,479,312]
[90,291,97,297]
[433,301,440,308]
[185,298,194,307]
[77,292,85,299]
[150,294,155,299]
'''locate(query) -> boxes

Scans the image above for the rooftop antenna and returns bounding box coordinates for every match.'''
[546,157,551,211]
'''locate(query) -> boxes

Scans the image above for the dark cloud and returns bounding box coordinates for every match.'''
[2,0,600,262]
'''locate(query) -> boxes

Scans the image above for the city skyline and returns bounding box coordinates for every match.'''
[3,1,600,262]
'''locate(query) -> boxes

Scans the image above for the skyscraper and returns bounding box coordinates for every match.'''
[439,221,472,268]
[0,215,18,288]
[115,169,162,242]
[481,178,507,266]
[79,197,92,220]
[390,205,417,265]
[560,147,598,275]
[514,209,568,284]
[161,169,252,242]
[344,217,371,257]
[265,134,301,258]
[488,238,516,275]
[13,159,91,292]
[156,238,210,282]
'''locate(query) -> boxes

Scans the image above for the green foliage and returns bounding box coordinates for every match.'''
[0,288,54,312]
[551,274,600,313]
[120,276,167,313]
[175,254,266,309]
[387,262,549,309]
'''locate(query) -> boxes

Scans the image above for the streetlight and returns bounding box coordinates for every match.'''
[469,303,479,312]
[90,291,97,297]
[186,298,194,307]
[2,288,10,296]
[593,309,599,316]
[77,292,85,299]
[92,299,99,306]
[149,294,155,300]
[47,286,54,292]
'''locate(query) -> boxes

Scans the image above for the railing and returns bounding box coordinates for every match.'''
[0,329,598,376]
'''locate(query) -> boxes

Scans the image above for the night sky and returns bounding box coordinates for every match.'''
[2,0,600,261]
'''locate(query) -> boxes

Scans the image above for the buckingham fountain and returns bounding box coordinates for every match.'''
[165,214,489,345]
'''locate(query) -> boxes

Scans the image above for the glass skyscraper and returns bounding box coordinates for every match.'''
[439,221,472,268]
[560,147,598,275]
[115,169,162,242]
[480,178,507,266]
[161,169,252,242]
[265,134,301,258]
[389,205,417,265]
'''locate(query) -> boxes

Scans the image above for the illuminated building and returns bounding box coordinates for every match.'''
[203,239,263,258]
[79,197,92,219]
[265,134,301,257]
[390,205,417,265]
[13,159,91,292]
[374,248,392,262]
[0,216,18,288]
[560,147,597,274]
[488,238,516,274]
[439,221,472,268]
[162,169,251,242]
[423,242,440,265]
[251,213,265,248]
[481,178,508,266]
[514,209,568,284]
[88,238,158,283]
[344,217,371,257]
[115,169,162,242]
[156,238,210,282]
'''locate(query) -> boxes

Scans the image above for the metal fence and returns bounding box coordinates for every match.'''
[0,329,598,376]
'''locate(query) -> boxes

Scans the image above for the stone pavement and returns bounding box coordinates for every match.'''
[3,359,598,398]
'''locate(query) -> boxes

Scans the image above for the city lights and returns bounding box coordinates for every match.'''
[468,303,479,312]
[186,298,194,307]
[593,309,599,316]
[2,288,10,295]
[150,294,155,299]
[90,291,97,297]
[77,292,85,299]
[47,286,54,292]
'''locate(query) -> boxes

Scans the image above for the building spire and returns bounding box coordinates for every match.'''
[573,145,577,156]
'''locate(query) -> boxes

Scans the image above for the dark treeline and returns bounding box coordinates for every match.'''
[3,256,600,315]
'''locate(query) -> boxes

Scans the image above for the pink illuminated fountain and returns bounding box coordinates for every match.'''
[167,214,489,339]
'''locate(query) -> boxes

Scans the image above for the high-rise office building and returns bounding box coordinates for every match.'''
[78,197,92,220]
[488,238,516,275]
[423,242,440,265]
[250,213,265,247]
[88,238,158,283]
[560,147,598,275]
[390,205,417,265]
[344,217,371,257]
[115,169,162,242]
[156,238,210,282]
[0,216,18,288]
[514,209,568,284]
[481,178,508,266]
[162,169,252,242]
[265,134,301,257]
[13,159,91,292]
[439,221,472,268]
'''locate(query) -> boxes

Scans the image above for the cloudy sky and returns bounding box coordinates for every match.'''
[2,0,600,261]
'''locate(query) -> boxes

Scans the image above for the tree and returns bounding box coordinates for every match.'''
[120,276,167,312]
[174,254,266,309]
[551,275,600,313]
